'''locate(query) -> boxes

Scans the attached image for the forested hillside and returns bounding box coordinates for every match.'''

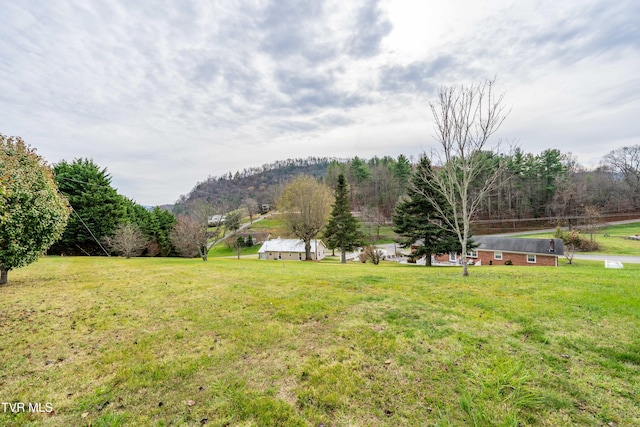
[176,146,640,230]
[175,157,340,214]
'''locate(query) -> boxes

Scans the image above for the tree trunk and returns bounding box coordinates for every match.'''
[462,259,469,276]
[340,249,346,264]
[304,239,312,260]
[0,269,8,285]
[424,253,432,267]
[461,238,469,277]
[199,245,208,261]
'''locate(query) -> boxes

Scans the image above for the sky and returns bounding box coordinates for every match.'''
[1,0,639,206]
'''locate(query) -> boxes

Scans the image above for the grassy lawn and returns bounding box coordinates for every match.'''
[360,225,397,245]
[517,222,640,256]
[208,243,261,258]
[1,257,639,426]
[246,216,288,236]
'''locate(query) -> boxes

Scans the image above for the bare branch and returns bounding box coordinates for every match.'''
[420,79,513,276]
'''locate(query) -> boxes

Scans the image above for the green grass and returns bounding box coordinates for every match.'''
[517,222,640,255]
[360,224,398,245]
[1,257,639,426]
[247,215,288,235]
[208,242,261,258]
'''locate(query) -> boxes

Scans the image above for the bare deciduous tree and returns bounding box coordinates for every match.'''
[582,205,603,242]
[242,198,259,223]
[417,79,512,276]
[277,175,333,260]
[103,223,149,258]
[602,145,640,210]
[226,236,245,259]
[170,215,209,260]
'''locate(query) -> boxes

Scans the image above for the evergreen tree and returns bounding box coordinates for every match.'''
[121,199,177,256]
[350,157,371,183]
[392,154,412,191]
[324,174,365,263]
[51,158,127,255]
[149,207,178,257]
[393,155,459,266]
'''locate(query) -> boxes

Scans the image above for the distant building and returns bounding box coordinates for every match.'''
[259,204,271,214]
[432,237,564,267]
[208,215,226,226]
[258,238,327,261]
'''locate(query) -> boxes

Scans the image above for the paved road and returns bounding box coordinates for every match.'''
[572,254,640,264]
[207,213,270,250]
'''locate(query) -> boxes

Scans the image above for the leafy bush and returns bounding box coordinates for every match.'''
[554,227,599,252]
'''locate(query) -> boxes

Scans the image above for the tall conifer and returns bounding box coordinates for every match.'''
[324,174,365,263]
[393,156,460,266]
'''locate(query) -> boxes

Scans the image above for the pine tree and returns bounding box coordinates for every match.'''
[393,155,459,266]
[324,174,365,263]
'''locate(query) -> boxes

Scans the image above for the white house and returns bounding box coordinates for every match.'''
[208,215,226,226]
[258,238,327,261]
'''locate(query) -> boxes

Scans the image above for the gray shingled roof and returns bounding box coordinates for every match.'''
[473,236,564,256]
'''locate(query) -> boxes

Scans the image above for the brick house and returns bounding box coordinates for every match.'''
[433,236,564,267]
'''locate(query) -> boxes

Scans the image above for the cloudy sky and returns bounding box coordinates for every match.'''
[1,0,638,205]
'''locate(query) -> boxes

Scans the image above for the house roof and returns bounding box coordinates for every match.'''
[473,236,564,256]
[258,238,327,253]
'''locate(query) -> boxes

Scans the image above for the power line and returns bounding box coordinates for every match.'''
[57,189,111,257]
[55,175,120,189]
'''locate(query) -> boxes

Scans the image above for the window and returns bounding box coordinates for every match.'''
[467,250,478,258]
[494,252,503,260]
[527,254,537,263]
[449,252,457,262]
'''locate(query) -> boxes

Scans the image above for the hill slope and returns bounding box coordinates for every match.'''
[179,157,341,210]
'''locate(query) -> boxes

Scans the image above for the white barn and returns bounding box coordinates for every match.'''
[258,238,327,261]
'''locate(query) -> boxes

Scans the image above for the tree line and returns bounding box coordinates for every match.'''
[176,144,640,235]
[49,158,177,257]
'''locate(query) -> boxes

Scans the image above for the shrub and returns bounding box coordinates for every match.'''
[364,246,384,265]
[554,227,599,252]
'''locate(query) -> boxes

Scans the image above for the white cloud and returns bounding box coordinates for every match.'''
[1,0,638,205]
